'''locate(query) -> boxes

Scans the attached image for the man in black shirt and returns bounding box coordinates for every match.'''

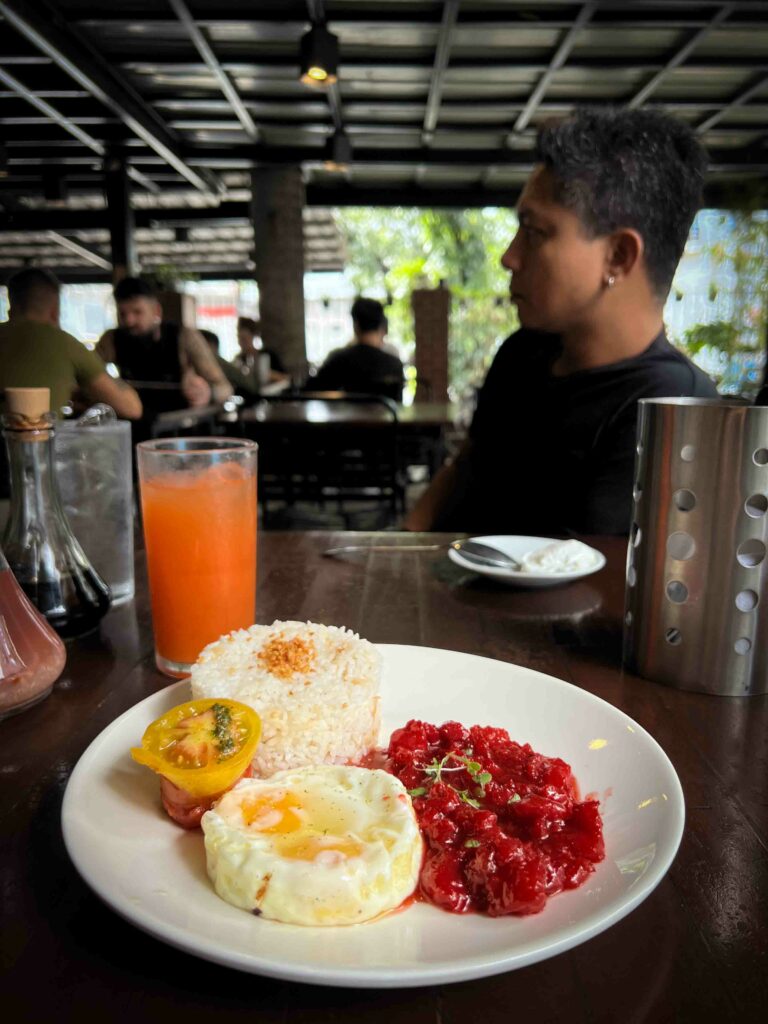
[405,107,717,536]
[312,297,405,402]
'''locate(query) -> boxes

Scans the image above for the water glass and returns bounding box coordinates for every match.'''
[54,418,135,605]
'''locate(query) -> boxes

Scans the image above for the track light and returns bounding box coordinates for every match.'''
[323,129,352,171]
[299,23,339,87]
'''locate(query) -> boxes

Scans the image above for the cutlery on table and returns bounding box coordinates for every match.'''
[322,539,522,570]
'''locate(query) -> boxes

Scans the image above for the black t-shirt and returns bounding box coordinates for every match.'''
[312,344,404,402]
[434,328,718,536]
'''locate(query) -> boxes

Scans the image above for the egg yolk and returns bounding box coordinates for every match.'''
[240,789,365,862]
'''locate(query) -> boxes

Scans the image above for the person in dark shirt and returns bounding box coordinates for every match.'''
[311,297,405,402]
[236,317,288,384]
[405,106,718,536]
[97,277,232,415]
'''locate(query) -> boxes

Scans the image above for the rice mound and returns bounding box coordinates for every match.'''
[190,620,381,777]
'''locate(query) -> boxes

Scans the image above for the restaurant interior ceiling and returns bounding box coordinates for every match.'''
[1,0,768,282]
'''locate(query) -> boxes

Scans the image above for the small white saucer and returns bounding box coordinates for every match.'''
[448,535,606,588]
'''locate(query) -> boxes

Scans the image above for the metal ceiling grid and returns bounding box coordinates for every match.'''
[0,0,767,278]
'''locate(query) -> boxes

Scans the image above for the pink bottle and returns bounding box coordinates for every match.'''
[0,541,67,720]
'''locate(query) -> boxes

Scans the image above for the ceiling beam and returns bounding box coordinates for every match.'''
[0,175,756,242]
[696,73,768,133]
[628,3,736,108]
[222,143,768,168]
[422,0,459,146]
[64,9,768,30]
[0,65,105,155]
[167,0,259,142]
[46,229,111,269]
[0,0,216,194]
[509,0,599,140]
[0,65,160,193]
[114,56,768,76]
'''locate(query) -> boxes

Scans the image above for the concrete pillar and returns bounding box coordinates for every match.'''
[412,285,450,402]
[251,166,306,377]
[158,290,196,327]
[103,146,137,284]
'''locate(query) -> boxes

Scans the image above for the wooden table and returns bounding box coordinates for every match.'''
[237,399,458,483]
[3,533,766,1022]
[236,398,456,430]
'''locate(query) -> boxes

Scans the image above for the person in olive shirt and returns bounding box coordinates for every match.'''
[0,268,142,419]
[404,107,718,537]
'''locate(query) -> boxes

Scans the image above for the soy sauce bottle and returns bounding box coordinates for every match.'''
[2,388,111,639]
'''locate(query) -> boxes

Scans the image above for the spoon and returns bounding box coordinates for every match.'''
[322,539,522,571]
[450,539,522,570]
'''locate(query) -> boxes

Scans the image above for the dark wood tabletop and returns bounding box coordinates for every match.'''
[3,532,766,1023]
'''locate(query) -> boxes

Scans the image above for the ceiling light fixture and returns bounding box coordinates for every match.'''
[299,23,339,87]
[323,129,352,171]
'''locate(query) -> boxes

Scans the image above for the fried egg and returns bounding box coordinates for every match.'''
[201,765,423,926]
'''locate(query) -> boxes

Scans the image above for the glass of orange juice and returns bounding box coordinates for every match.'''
[137,437,257,677]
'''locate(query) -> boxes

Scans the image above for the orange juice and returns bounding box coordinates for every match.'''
[140,461,257,672]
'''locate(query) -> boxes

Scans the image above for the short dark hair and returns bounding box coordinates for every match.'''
[536,107,708,298]
[237,316,260,336]
[351,297,386,333]
[113,276,156,303]
[8,267,60,313]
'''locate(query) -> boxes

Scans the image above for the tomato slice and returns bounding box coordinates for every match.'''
[130,698,261,820]
[160,763,255,829]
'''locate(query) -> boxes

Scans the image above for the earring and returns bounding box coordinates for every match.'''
[606,275,616,288]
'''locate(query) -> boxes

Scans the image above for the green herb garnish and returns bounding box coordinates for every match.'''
[211,702,236,759]
[457,789,481,809]
[464,839,480,848]
[416,750,494,805]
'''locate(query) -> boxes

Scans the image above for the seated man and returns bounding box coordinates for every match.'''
[405,107,718,536]
[0,267,142,420]
[235,317,288,386]
[96,277,232,416]
[311,298,405,402]
[200,327,259,400]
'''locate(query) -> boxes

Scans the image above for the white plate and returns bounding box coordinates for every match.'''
[448,535,607,587]
[62,644,683,989]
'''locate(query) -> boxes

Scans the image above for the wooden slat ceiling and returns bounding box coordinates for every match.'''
[1,0,767,279]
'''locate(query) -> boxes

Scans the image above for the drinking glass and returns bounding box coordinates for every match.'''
[137,437,257,677]
[54,416,135,605]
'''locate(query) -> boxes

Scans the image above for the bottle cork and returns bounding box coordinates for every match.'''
[5,388,51,419]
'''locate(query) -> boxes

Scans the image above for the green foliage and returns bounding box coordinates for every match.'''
[687,205,768,392]
[333,207,519,397]
[143,264,199,290]
[682,321,741,357]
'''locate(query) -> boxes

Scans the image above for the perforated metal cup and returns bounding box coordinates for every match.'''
[623,398,768,696]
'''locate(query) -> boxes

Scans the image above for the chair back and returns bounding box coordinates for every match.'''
[242,392,403,527]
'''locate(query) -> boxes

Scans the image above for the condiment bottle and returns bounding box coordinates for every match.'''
[2,388,111,639]
[0,540,66,720]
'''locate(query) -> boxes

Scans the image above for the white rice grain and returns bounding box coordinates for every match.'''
[190,621,381,777]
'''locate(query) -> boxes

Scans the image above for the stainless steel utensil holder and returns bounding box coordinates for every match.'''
[624,398,768,696]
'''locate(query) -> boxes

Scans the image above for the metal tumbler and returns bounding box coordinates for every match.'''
[623,398,768,696]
